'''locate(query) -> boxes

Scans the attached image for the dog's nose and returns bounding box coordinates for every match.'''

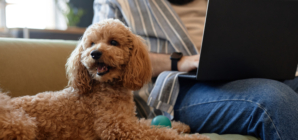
[90,50,102,60]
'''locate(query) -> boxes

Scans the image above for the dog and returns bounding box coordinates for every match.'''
[0,19,209,140]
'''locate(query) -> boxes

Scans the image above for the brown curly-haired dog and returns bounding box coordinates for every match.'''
[0,19,209,140]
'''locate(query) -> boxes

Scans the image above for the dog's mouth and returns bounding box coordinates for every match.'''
[96,62,110,75]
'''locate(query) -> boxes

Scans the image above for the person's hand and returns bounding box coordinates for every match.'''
[177,54,200,72]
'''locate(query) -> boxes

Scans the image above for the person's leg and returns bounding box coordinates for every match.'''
[174,78,298,140]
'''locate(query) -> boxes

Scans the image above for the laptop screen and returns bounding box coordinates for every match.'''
[197,0,298,81]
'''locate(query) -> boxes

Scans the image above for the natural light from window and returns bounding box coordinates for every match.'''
[5,0,55,29]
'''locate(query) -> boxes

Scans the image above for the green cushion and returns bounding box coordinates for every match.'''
[203,133,261,140]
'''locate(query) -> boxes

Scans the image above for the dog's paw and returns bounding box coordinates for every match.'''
[171,121,191,133]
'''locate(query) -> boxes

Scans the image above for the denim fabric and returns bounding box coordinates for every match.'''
[174,77,298,140]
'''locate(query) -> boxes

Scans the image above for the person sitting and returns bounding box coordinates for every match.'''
[92,0,298,140]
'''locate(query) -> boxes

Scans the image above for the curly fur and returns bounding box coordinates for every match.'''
[0,19,209,140]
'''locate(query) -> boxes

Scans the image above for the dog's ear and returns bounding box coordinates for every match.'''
[123,35,152,90]
[66,42,92,94]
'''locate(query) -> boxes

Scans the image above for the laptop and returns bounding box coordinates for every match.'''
[180,0,298,81]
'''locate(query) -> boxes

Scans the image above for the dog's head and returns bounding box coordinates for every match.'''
[66,19,152,94]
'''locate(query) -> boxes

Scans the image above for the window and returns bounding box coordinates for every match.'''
[0,0,67,30]
[0,0,6,29]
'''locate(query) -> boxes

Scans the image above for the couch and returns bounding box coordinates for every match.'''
[0,38,260,140]
[0,38,76,97]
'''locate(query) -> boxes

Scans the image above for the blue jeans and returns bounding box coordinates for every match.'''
[174,77,298,140]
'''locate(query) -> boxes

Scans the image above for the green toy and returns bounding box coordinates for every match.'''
[151,115,172,128]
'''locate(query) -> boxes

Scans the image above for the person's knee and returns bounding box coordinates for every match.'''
[233,78,296,107]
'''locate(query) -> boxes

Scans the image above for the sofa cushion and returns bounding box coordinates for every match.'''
[202,133,261,140]
[0,38,77,97]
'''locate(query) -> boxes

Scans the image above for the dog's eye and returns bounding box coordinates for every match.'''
[91,42,95,46]
[110,40,119,46]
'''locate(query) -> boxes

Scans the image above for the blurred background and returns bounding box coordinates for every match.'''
[0,0,94,40]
